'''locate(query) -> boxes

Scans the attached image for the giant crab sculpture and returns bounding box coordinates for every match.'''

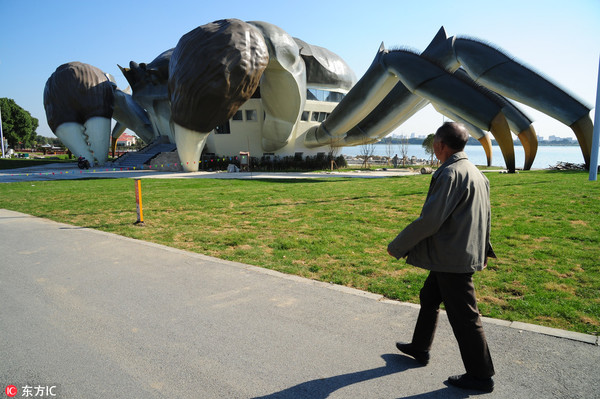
[44,19,593,173]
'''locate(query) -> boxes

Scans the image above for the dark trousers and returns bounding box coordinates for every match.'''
[411,271,495,378]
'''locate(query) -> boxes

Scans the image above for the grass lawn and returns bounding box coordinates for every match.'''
[0,156,73,170]
[1,170,598,334]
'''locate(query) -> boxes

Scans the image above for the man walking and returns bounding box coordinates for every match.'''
[387,122,496,393]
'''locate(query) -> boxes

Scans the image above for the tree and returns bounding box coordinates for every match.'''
[0,98,39,148]
[384,136,394,166]
[422,133,436,166]
[359,141,376,168]
[398,134,409,166]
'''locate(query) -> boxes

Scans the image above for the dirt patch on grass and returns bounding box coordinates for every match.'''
[578,314,600,327]
[545,268,574,279]
[479,295,508,307]
[543,282,577,295]
[570,220,588,227]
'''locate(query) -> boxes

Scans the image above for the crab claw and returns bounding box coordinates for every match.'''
[478,134,493,167]
[53,117,111,165]
[570,114,594,167]
[489,112,515,172]
[84,117,111,165]
[172,125,210,172]
[43,62,114,165]
[168,19,269,171]
[54,122,94,163]
[517,125,538,170]
[452,69,538,170]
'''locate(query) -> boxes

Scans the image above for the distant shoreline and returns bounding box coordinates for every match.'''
[468,141,579,147]
[379,138,580,147]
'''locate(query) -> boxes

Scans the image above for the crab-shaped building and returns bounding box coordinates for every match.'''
[44,19,594,173]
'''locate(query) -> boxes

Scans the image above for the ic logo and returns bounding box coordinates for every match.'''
[5,385,18,397]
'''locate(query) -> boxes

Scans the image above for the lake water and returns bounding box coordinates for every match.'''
[340,144,589,169]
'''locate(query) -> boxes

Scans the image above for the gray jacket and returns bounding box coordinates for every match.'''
[387,152,495,273]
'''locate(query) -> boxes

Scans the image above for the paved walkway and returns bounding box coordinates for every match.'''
[0,162,418,183]
[1,208,598,398]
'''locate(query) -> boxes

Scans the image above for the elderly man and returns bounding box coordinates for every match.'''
[388,122,496,393]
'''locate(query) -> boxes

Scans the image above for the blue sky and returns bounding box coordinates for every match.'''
[1,0,598,139]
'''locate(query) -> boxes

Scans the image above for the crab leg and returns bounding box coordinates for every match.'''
[339,94,429,146]
[111,122,127,157]
[111,87,155,144]
[454,38,593,167]
[387,49,517,171]
[304,44,399,147]
[340,84,495,166]
[305,46,518,171]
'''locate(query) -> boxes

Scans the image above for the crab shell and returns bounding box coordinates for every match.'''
[168,19,269,171]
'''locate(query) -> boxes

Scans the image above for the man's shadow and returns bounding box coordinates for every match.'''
[253,353,479,399]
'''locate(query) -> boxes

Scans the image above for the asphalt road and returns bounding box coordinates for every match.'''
[1,208,598,398]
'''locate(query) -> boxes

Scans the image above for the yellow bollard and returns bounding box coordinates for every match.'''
[134,179,145,226]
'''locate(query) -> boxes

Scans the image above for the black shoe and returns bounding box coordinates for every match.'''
[447,373,494,393]
[396,342,430,365]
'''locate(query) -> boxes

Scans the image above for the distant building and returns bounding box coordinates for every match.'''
[117,133,137,147]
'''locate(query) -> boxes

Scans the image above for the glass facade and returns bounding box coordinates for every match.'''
[307,88,345,102]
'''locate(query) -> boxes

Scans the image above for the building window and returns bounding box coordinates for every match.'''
[301,111,309,121]
[246,110,257,121]
[310,112,329,122]
[326,92,345,102]
[215,121,231,134]
[307,88,345,102]
[232,110,243,121]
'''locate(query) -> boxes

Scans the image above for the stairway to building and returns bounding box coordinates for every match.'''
[114,137,177,168]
